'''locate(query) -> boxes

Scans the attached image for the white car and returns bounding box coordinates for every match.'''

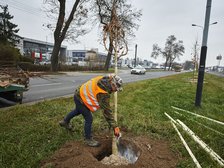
[131,65,146,75]
[39,60,51,65]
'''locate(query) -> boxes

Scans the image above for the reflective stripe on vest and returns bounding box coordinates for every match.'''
[80,76,108,112]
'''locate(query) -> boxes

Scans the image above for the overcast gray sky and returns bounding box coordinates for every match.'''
[1,0,223,66]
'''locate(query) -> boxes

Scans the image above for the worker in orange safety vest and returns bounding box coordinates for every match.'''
[59,74,123,147]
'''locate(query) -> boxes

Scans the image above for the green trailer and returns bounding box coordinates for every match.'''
[0,83,28,107]
[0,62,30,107]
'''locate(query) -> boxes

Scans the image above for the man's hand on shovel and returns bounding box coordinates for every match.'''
[114,127,122,142]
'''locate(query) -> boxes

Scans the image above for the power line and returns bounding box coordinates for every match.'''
[9,0,41,13]
[0,0,46,18]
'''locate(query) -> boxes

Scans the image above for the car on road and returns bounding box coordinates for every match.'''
[39,60,51,65]
[131,65,146,75]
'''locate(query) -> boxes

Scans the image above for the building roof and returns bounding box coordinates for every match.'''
[23,37,67,49]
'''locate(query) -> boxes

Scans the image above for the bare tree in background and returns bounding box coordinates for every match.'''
[95,0,141,71]
[151,35,185,71]
[43,0,90,71]
[192,39,200,80]
[192,39,200,71]
[166,36,185,70]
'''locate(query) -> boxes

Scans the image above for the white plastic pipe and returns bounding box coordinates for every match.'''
[165,112,177,124]
[177,119,224,166]
[171,106,224,126]
[164,113,202,168]
[173,110,224,136]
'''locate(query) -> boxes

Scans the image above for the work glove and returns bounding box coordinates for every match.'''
[114,127,120,138]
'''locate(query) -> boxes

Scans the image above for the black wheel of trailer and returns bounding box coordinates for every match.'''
[0,90,23,107]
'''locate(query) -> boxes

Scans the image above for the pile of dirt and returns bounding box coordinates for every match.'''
[41,135,180,168]
[101,154,129,166]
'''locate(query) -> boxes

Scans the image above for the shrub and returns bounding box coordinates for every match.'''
[19,56,34,63]
[0,44,21,62]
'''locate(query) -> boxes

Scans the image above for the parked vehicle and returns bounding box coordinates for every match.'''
[131,65,146,75]
[0,83,27,107]
[173,65,182,72]
[0,62,29,107]
[39,60,51,65]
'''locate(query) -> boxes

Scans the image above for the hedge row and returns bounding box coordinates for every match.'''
[18,62,50,71]
[18,62,105,72]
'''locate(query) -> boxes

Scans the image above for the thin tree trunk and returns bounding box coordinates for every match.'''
[104,38,113,71]
[164,59,168,71]
[168,62,172,71]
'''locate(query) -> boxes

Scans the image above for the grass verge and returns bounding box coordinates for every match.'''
[0,72,223,167]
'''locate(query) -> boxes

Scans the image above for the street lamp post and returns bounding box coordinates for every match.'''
[192,24,203,29]
[134,44,137,67]
[192,21,217,75]
[192,22,217,29]
[194,0,213,107]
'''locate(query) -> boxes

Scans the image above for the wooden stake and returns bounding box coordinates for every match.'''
[112,35,118,155]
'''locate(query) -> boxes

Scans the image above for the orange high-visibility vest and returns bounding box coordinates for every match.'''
[80,76,108,112]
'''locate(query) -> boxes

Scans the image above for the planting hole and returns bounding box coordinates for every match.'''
[95,139,140,166]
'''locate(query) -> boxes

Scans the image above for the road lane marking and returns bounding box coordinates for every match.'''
[31,83,62,87]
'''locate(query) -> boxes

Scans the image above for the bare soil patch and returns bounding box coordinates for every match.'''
[41,134,180,168]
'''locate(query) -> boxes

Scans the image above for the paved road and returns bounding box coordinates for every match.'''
[208,71,224,78]
[23,70,182,103]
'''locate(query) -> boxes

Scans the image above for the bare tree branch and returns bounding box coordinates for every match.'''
[151,35,185,71]
[95,0,141,70]
[43,0,90,71]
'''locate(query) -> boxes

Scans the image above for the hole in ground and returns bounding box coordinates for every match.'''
[94,139,140,165]
[95,142,112,161]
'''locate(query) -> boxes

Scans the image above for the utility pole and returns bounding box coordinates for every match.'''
[195,0,212,107]
[134,44,137,67]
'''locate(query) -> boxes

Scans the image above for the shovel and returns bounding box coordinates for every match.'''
[116,133,122,145]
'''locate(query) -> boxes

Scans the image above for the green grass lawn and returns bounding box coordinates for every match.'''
[0,72,223,168]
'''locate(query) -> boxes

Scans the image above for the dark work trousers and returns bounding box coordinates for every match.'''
[64,95,93,139]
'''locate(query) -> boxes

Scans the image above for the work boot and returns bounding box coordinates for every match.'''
[84,138,101,147]
[59,120,74,132]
